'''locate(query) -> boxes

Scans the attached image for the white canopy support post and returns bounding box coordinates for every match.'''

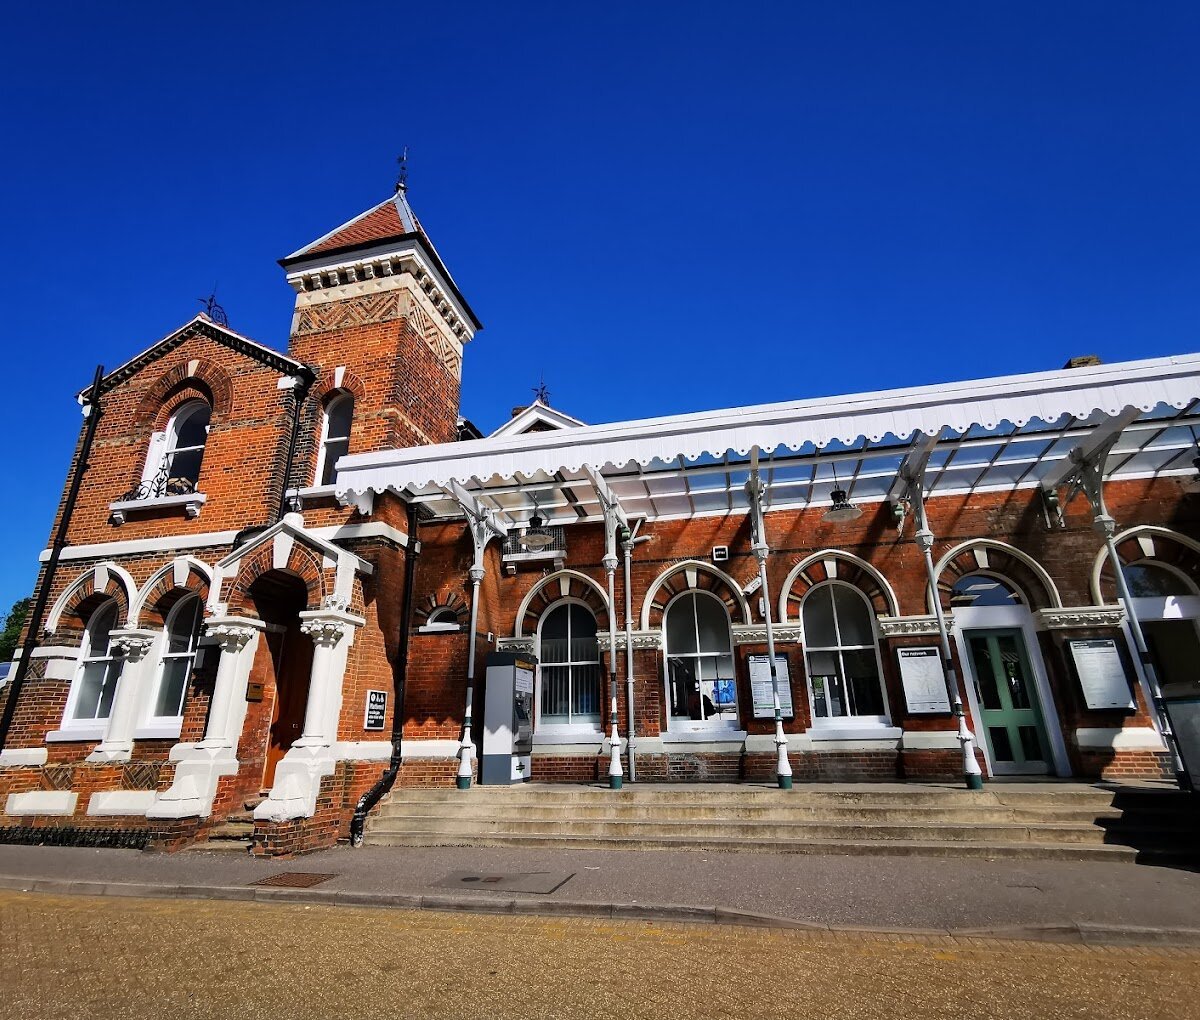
[449,479,509,790]
[900,448,984,791]
[747,448,791,789]
[585,465,625,790]
[887,430,942,534]
[621,519,646,782]
[1048,437,1192,790]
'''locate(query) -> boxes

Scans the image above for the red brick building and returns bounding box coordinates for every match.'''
[1,186,1198,854]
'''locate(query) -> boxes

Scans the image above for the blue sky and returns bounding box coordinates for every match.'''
[0,2,1198,611]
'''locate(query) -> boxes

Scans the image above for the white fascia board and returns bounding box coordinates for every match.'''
[336,353,1200,498]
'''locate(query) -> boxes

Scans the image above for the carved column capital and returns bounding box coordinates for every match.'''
[203,617,263,654]
[298,609,365,649]
[108,629,157,661]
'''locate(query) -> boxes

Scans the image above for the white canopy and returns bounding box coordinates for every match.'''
[335,354,1200,526]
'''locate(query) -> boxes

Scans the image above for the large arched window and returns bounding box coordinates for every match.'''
[65,600,122,724]
[950,574,1023,608]
[150,595,204,720]
[802,583,887,722]
[664,591,737,724]
[162,401,211,492]
[1123,562,1195,598]
[316,392,354,486]
[538,603,601,726]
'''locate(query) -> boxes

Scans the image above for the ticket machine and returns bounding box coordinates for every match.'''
[480,651,535,784]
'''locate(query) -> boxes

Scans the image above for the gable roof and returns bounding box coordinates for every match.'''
[488,400,588,438]
[82,314,310,399]
[284,191,424,262]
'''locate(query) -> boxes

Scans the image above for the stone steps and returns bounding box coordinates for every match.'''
[362,782,1198,863]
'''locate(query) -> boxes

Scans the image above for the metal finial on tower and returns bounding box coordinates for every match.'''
[395,147,409,194]
[197,285,228,328]
[532,375,551,405]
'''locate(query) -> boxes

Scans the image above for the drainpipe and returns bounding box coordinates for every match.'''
[0,366,105,754]
[603,509,624,789]
[350,500,421,846]
[276,367,317,523]
[621,520,648,782]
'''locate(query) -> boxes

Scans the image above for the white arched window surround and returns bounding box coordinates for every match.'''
[662,588,739,729]
[316,391,354,487]
[61,599,123,732]
[536,598,602,730]
[419,607,461,633]
[800,581,890,726]
[146,594,204,723]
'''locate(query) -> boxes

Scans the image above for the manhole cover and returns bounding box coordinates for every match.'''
[434,871,574,894]
[251,872,337,889]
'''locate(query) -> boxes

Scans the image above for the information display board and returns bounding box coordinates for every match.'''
[1068,639,1135,710]
[363,689,388,730]
[897,646,951,714]
[749,654,794,719]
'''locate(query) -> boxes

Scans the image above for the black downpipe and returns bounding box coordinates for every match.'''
[0,366,105,753]
[350,500,421,847]
[275,368,317,523]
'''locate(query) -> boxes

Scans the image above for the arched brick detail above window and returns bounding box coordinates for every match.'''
[46,562,136,634]
[415,591,469,626]
[781,552,897,621]
[1094,526,1200,604]
[934,540,1058,612]
[313,366,367,405]
[516,570,610,637]
[133,558,213,627]
[642,561,751,631]
[136,359,233,424]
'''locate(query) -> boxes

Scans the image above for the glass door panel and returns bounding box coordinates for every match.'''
[967,630,1050,775]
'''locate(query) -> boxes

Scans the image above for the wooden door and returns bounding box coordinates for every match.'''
[263,623,313,788]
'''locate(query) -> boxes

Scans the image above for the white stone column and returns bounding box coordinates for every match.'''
[295,608,364,747]
[147,616,264,820]
[255,607,364,822]
[198,617,265,749]
[87,628,158,763]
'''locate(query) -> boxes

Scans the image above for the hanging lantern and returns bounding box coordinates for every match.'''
[824,487,862,523]
[519,512,555,550]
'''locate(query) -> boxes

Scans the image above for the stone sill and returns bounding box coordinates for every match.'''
[109,492,206,525]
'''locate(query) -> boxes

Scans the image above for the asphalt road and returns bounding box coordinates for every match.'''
[1,891,1197,1020]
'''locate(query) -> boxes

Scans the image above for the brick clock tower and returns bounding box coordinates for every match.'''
[279,185,482,461]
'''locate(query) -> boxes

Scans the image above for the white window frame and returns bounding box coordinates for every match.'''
[59,599,123,737]
[536,598,602,733]
[418,607,461,633]
[662,589,740,733]
[800,581,891,728]
[144,594,204,726]
[315,391,354,487]
[140,399,211,496]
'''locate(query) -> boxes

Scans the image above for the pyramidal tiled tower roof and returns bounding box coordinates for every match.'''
[286,190,426,260]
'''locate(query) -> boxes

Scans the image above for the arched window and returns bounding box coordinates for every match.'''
[317,393,354,486]
[66,600,122,723]
[802,583,887,722]
[664,591,736,724]
[1123,563,1194,598]
[151,596,204,720]
[950,574,1023,608]
[421,607,460,632]
[162,401,211,492]
[538,603,601,726]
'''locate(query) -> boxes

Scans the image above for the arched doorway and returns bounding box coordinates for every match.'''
[950,573,1067,777]
[248,570,314,789]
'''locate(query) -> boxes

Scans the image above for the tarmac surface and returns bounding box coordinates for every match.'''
[1,840,1199,941]
[2,889,1198,1020]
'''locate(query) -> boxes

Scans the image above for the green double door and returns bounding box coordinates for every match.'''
[966,629,1051,775]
